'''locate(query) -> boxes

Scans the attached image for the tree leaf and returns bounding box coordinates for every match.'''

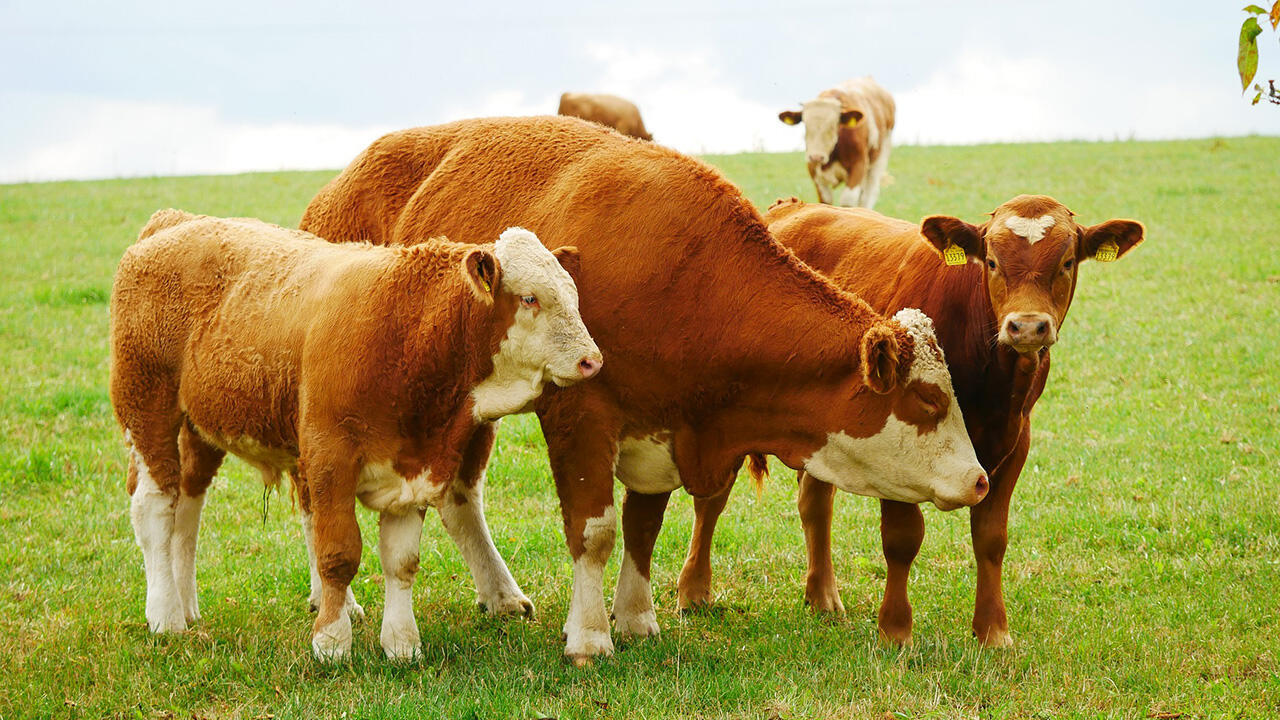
[1271,0,1280,30]
[1253,90,1264,104]
[1243,4,1266,14]
[1239,17,1262,91]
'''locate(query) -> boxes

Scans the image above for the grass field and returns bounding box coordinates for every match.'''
[1,137,1278,719]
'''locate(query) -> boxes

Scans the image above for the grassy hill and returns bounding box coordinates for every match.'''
[1,137,1277,718]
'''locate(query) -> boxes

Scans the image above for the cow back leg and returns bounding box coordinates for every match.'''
[798,471,843,613]
[172,421,223,624]
[437,423,533,617]
[676,483,732,611]
[540,389,622,663]
[878,499,924,645]
[300,451,362,661]
[378,509,425,660]
[970,425,1028,648]
[613,489,671,637]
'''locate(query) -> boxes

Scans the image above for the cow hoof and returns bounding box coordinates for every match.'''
[877,627,912,647]
[614,611,660,639]
[146,600,187,634]
[564,629,614,663]
[345,595,366,623]
[804,590,845,615]
[312,615,353,662]
[381,634,423,662]
[676,586,712,613]
[976,628,1014,648]
[477,591,534,618]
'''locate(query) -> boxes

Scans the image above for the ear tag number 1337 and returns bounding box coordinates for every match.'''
[943,243,967,266]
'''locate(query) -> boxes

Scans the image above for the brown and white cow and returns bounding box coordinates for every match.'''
[678,196,1145,647]
[778,76,895,208]
[110,210,601,661]
[300,115,990,663]
[558,92,653,140]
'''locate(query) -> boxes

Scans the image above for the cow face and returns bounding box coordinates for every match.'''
[801,309,988,510]
[467,227,603,420]
[921,195,1145,355]
[779,98,863,170]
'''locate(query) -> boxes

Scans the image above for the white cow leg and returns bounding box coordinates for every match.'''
[612,489,669,638]
[303,510,365,620]
[862,139,892,210]
[815,179,835,205]
[563,507,617,662]
[170,490,206,623]
[613,552,658,637]
[378,510,425,661]
[839,184,863,207]
[129,450,185,633]
[437,475,533,617]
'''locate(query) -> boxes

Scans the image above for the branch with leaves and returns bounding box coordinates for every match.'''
[1240,3,1280,105]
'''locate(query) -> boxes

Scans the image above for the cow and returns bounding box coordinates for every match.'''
[557,92,653,140]
[677,196,1146,647]
[778,76,895,209]
[109,210,602,661]
[300,115,991,663]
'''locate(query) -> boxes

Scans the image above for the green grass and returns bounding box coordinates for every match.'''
[2,137,1278,719]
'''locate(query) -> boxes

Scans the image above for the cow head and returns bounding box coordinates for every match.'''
[799,309,988,510]
[921,195,1145,355]
[779,98,862,171]
[466,227,603,419]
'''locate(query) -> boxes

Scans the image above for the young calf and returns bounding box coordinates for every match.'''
[110,210,601,661]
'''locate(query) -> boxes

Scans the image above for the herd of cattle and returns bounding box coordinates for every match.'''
[108,79,1145,664]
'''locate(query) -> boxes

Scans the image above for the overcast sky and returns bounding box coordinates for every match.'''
[2,1,1276,183]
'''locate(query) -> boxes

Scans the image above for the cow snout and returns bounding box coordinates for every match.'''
[806,153,827,169]
[1001,312,1057,351]
[932,469,989,511]
[578,355,603,379]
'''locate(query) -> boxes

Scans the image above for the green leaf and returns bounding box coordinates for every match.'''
[1243,4,1266,14]
[1252,90,1263,104]
[1239,17,1262,91]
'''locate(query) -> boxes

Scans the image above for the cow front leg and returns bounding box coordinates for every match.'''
[378,509,425,661]
[877,499,924,645]
[810,173,835,205]
[838,184,862,207]
[677,483,732,610]
[613,489,670,638]
[438,474,533,617]
[798,471,843,613]
[970,429,1028,648]
[302,509,365,620]
[304,455,362,662]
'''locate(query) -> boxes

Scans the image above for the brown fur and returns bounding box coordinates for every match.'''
[300,115,947,658]
[680,196,1146,642]
[110,210,522,648]
[557,92,653,140]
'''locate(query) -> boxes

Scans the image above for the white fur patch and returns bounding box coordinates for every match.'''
[612,551,659,637]
[1004,214,1055,243]
[129,448,185,633]
[312,613,352,662]
[437,477,532,616]
[562,507,616,658]
[615,433,681,493]
[170,491,205,623]
[378,511,424,661]
[355,462,445,514]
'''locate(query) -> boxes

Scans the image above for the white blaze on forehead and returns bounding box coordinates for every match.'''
[801,97,843,160]
[1003,214,1056,244]
[892,308,947,381]
[494,227,577,306]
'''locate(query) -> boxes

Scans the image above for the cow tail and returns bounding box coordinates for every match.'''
[746,452,769,499]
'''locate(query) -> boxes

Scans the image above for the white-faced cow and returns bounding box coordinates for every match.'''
[110,210,601,661]
[558,92,653,141]
[678,196,1146,647]
[779,76,895,208]
[300,115,989,663]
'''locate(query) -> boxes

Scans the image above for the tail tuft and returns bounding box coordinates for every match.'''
[746,453,769,500]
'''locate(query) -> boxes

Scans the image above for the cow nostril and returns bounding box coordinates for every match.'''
[975,474,989,497]
[1006,320,1021,334]
[578,357,602,378]
[1035,321,1048,335]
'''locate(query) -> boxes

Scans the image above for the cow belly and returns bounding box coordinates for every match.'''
[197,427,297,482]
[615,434,681,494]
[356,461,446,514]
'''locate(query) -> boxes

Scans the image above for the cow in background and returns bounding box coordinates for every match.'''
[779,76,895,208]
[558,92,653,140]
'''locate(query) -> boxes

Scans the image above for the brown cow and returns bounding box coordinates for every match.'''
[778,76,895,208]
[110,211,601,661]
[678,196,1145,647]
[557,92,653,140]
[301,116,990,663]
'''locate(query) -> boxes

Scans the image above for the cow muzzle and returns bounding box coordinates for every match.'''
[999,312,1058,353]
[806,153,828,170]
[931,469,989,511]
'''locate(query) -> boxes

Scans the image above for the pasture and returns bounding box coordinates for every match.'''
[1,137,1277,719]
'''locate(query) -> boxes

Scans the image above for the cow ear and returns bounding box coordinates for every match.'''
[1079,219,1145,262]
[920,215,985,263]
[552,245,581,282]
[778,110,803,125]
[860,323,902,395]
[462,247,502,304]
[839,109,863,127]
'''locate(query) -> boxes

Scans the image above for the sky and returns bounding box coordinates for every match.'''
[1,1,1276,183]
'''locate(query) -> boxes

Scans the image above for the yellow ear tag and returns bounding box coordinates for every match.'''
[1094,240,1118,263]
[845,116,859,127]
[942,243,966,266]
[480,277,492,293]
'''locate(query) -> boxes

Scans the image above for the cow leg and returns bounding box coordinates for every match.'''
[437,423,533,617]
[302,452,362,662]
[970,426,1029,648]
[860,139,891,210]
[878,499,925,645]
[172,421,223,624]
[797,471,843,613]
[810,174,835,205]
[301,508,365,620]
[613,489,671,637]
[838,184,862,207]
[540,392,621,664]
[676,482,732,611]
[378,509,425,660]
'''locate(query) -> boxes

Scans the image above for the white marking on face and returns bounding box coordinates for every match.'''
[803,309,984,509]
[437,475,532,616]
[615,433,681,493]
[356,461,445,514]
[801,97,843,165]
[1004,214,1056,243]
[129,447,186,633]
[378,510,424,661]
[562,507,616,658]
[612,551,660,637]
[471,227,601,421]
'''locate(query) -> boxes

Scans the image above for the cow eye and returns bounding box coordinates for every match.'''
[1062,258,1075,271]
[520,295,539,308]
[986,258,997,270]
